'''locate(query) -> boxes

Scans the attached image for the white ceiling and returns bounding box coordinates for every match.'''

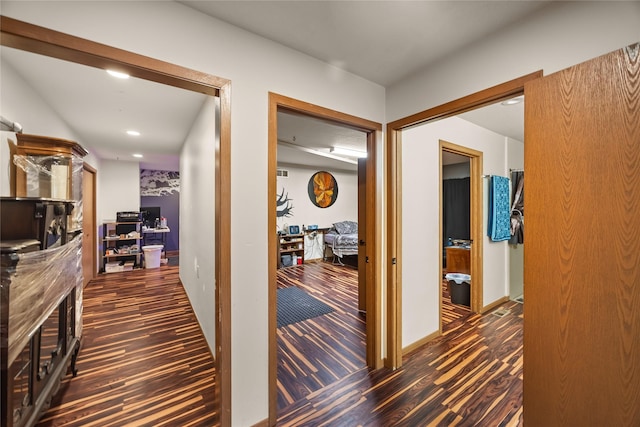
[1,1,535,170]
[179,1,548,88]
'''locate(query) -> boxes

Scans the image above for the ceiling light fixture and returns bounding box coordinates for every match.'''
[127,130,140,136]
[106,69,130,79]
[330,147,367,158]
[501,96,524,106]
[132,153,143,158]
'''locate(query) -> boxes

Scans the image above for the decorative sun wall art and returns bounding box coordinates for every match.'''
[308,171,338,208]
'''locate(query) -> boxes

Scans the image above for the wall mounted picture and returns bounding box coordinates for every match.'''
[140,169,180,196]
[308,171,338,208]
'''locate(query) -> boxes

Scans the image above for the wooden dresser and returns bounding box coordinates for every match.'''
[445,246,470,274]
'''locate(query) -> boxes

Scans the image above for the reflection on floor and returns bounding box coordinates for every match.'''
[278,288,524,426]
[276,261,365,411]
[442,278,472,331]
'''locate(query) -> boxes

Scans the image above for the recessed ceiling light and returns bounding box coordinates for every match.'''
[106,69,130,79]
[127,130,140,136]
[132,153,143,158]
[501,96,524,106]
[330,147,367,158]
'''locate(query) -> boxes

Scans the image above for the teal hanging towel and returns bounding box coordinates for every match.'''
[488,175,511,241]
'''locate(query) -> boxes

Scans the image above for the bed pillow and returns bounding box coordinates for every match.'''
[333,220,358,234]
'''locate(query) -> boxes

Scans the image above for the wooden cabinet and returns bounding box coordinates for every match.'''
[11,134,88,234]
[445,246,470,274]
[13,134,87,200]
[102,222,142,272]
[1,199,81,427]
[278,233,304,268]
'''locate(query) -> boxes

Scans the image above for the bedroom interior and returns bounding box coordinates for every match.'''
[275,109,367,411]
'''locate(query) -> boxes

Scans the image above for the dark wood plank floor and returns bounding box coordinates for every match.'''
[442,278,472,330]
[276,262,366,410]
[35,265,217,427]
[277,266,523,426]
[34,260,522,426]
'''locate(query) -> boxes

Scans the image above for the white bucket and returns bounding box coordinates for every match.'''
[142,244,164,268]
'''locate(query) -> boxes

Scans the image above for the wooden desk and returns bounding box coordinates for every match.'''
[446,246,470,274]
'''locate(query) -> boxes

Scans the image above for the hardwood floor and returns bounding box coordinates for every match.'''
[35,265,217,427]
[276,262,366,410]
[33,261,522,426]
[441,277,472,330]
[276,264,523,426]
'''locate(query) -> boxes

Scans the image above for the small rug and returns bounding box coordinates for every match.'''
[277,287,335,328]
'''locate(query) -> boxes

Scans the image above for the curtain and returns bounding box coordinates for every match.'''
[443,177,470,245]
[509,171,524,244]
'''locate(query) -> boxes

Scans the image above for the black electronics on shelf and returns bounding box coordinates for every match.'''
[116,211,141,222]
[140,206,161,227]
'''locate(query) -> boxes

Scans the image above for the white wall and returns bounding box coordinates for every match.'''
[276,164,358,231]
[387,2,640,122]
[180,96,217,353]
[402,116,509,348]
[98,160,140,223]
[1,3,386,424]
[442,162,470,179]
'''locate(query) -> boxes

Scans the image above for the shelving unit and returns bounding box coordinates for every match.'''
[102,221,142,273]
[278,233,305,268]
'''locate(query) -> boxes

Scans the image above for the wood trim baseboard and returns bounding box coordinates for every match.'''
[402,330,441,355]
[481,296,511,314]
[251,418,269,427]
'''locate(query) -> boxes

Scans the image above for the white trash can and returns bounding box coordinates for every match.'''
[142,244,164,269]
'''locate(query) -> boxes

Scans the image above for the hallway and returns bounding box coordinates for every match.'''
[35,262,522,426]
[35,265,217,427]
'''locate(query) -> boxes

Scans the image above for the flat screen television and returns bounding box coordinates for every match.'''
[141,206,161,227]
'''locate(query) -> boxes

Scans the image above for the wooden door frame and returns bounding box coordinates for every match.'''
[439,141,483,327]
[385,71,542,369]
[268,92,382,424]
[0,16,233,426]
[82,163,98,285]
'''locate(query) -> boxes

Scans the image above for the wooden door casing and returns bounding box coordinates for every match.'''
[524,43,640,426]
[357,157,366,312]
[82,165,97,287]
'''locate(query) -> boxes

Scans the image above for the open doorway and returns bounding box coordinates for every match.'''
[439,141,484,324]
[274,109,367,410]
[441,150,472,328]
[385,72,538,369]
[268,93,382,423]
[0,17,232,425]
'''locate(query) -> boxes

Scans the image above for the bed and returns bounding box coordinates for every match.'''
[324,220,358,264]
